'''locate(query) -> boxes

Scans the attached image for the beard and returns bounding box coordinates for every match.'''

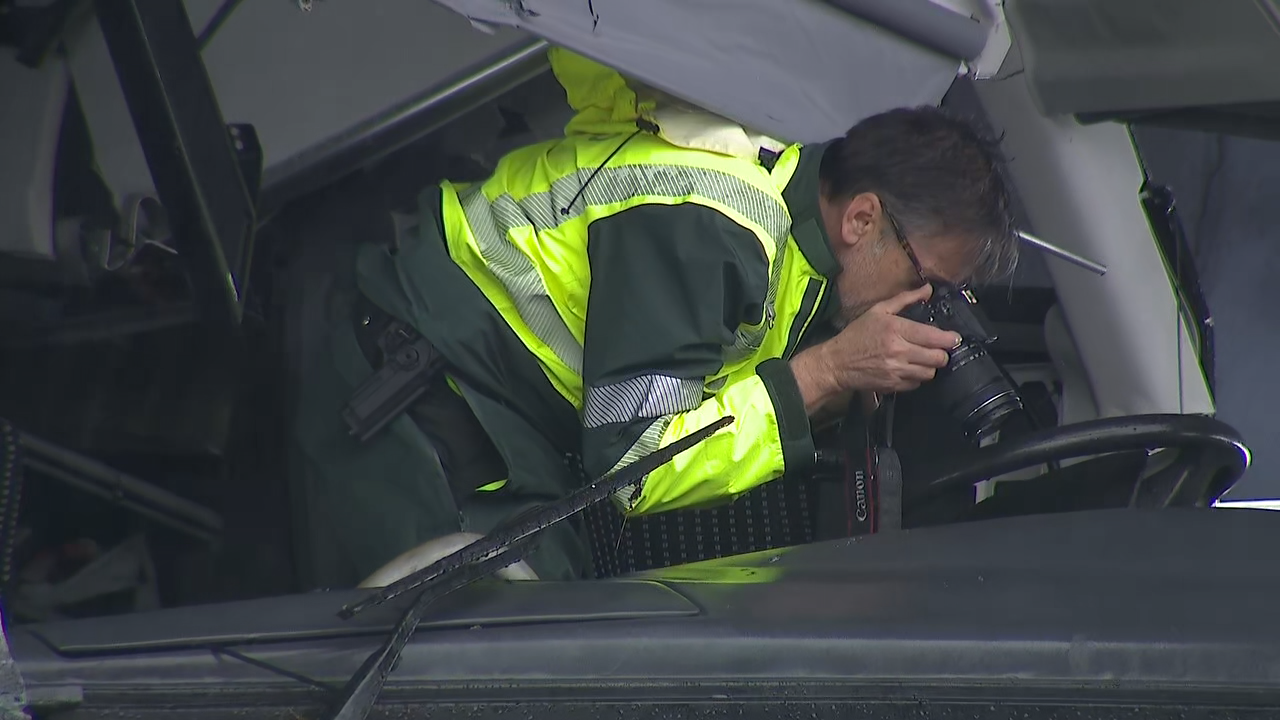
[830,241,889,329]
[833,270,878,329]
[835,298,876,328]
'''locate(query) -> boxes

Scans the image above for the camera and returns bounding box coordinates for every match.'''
[899,283,1022,440]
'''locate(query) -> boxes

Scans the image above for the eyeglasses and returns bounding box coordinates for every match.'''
[880,203,930,289]
[883,203,979,305]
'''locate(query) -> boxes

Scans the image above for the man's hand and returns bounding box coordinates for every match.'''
[790,285,962,414]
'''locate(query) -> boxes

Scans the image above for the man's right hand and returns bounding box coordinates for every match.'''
[790,284,962,414]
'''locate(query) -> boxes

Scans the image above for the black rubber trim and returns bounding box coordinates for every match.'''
[914,413,1248,503]
[27,580,698,655]
[756,357,815,475]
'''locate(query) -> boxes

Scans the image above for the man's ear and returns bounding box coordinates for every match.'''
[840,192,883,250]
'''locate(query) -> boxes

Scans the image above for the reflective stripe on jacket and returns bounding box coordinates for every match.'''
[370,48,842,515]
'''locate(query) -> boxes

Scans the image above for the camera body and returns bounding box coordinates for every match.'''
[898,283,1022,440]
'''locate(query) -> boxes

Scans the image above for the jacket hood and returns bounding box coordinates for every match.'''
[548,47,788,159]
[548,46,654,137]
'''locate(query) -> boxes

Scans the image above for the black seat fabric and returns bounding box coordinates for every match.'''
[581,477,817,578]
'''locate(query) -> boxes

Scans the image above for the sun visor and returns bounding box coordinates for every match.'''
[429,0,974,144]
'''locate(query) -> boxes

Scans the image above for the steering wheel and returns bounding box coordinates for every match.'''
[908,414,1249,509]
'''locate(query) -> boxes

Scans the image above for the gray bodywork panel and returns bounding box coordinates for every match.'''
[62,0,541,214]
[60,0,967,218]
[1007,0,1280,116]
[429,0,964,144]
[13,509,1280,705]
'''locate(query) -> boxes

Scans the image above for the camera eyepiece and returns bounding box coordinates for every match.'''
[899,284,1023,440]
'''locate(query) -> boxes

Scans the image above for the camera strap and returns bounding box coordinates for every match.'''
[841,404,875,536]
[832,398,904,537]
[876,445,904,532]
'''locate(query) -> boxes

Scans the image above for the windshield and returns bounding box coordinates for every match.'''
[1128,124,1278,505]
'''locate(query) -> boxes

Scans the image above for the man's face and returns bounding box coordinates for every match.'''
[819,192,972,325]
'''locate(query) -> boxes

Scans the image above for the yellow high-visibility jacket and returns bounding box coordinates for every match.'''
[358,48,843,516]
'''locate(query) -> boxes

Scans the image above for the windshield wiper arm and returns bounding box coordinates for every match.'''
[327,541,534,720]
[323,415,734,720]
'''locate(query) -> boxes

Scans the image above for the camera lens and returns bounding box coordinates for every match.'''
[897,284,1024,441]
[931,342,1022,439]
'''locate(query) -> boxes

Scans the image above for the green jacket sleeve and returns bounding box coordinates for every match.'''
[581,203,815,515]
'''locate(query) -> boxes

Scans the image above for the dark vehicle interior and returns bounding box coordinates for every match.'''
[0,58,1246,621]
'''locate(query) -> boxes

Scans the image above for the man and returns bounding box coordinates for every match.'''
[287,48,1017,588]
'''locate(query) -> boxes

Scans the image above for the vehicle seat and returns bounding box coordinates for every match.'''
[580,477,817,578]
[1044,303,1100,427]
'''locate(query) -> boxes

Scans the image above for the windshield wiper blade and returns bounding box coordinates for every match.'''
[323,415,734,720]
[337,415,733,620]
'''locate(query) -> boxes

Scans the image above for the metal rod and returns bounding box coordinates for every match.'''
[95,0,257,329]
[18,433,224,536]
[1017,230,1108,276]
[25,458,217,543]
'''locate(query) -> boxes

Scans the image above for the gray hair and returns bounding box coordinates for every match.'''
[821,106,1020,284]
